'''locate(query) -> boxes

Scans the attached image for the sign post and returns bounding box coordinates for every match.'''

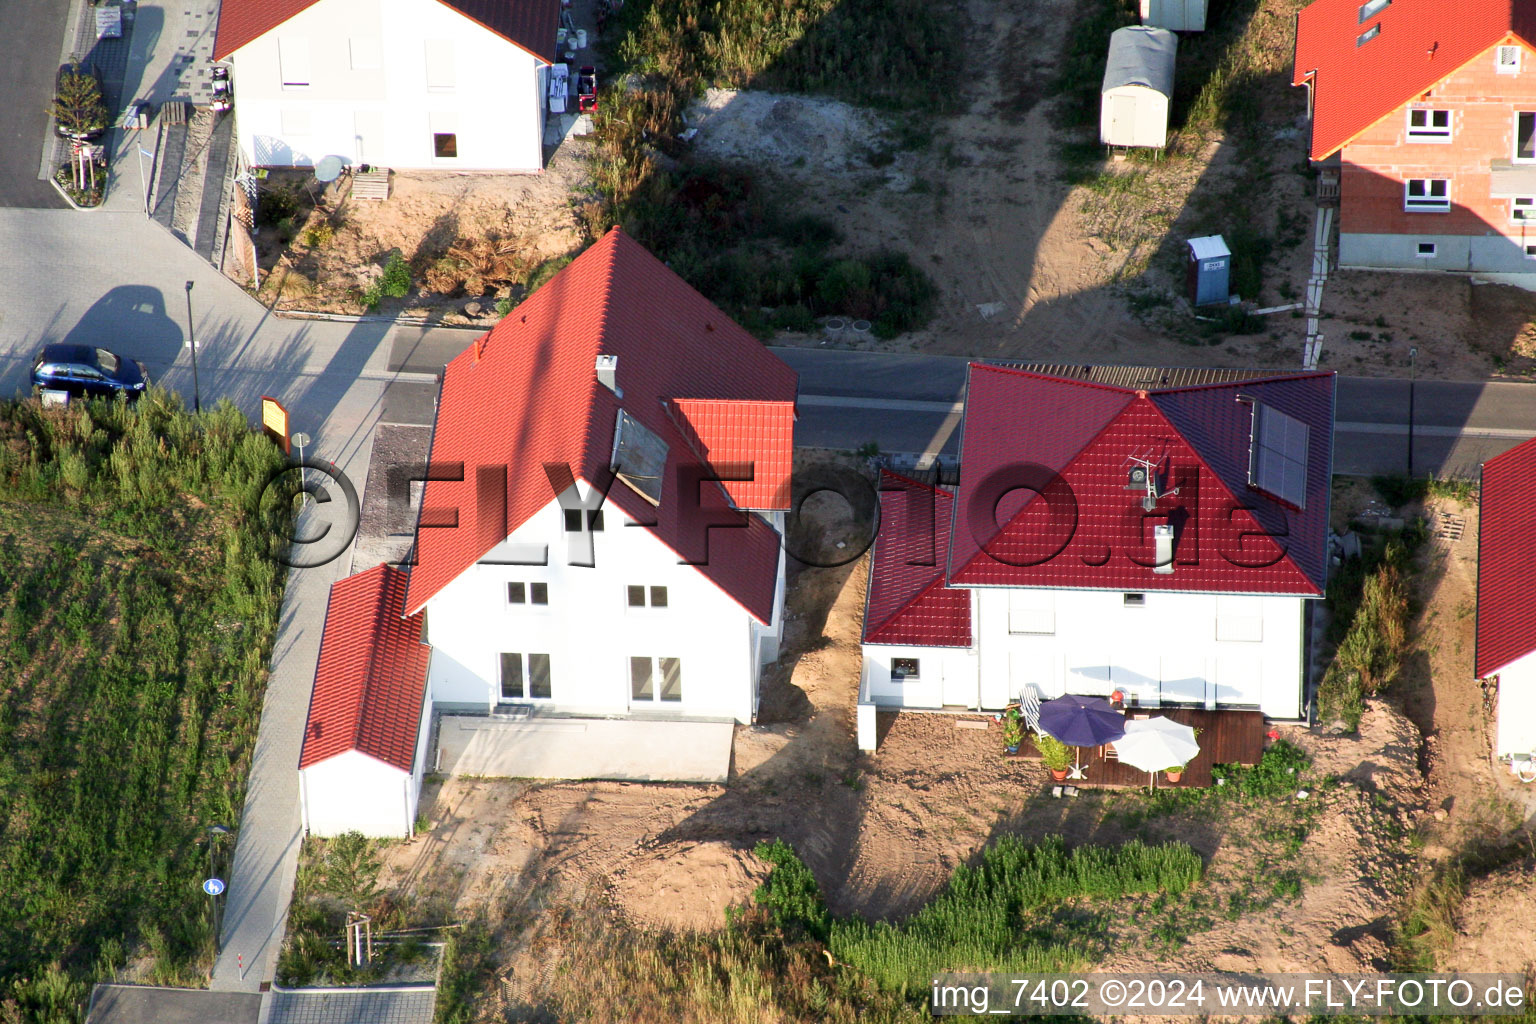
[203,877,226,952]
[261,397,290,453]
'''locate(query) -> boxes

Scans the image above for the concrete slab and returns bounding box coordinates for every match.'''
[266,988,436,1024]
[386,326,481,374]
[438,714,735,782]
[87,984,259,1024]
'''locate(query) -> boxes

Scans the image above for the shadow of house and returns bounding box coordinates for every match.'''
[60,285,185,374]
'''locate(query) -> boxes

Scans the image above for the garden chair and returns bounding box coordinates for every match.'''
[1019,683,1043,736]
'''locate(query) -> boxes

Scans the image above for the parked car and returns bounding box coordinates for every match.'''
[31,344,149,399]
[54,63,108,141]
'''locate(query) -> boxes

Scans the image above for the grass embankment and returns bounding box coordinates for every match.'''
[0,392,288,1023]
[1051,0,1312,319]
[589,0,955,337]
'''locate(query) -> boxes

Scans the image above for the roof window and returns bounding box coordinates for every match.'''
[1356,23,1381,46]
[610,409,668,506]
[1357,0,1389,22]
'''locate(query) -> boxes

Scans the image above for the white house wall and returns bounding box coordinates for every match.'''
[972,588,1305,718]
[229,0,546,170]
[1495,652,1536,759]
[1101,86,1169,149]
[300,750,413,838]
[861,643,980,709]
[425,488,776,723]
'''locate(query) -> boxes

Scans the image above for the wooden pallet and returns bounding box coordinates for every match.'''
[160,100,191,126]
[351,170,390,200]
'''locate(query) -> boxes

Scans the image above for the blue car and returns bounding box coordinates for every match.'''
[31,344,149,399]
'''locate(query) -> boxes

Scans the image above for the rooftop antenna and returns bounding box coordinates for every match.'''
[1126,448,1179,511]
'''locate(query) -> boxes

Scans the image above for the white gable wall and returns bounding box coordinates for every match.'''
[229,0,546,170]
[425,488,779,723]
[973,588,1306,719]
[300,750,415,838]
[1494,651,1536,759]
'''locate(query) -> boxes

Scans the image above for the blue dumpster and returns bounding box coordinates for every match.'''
[1186,235,1231,307]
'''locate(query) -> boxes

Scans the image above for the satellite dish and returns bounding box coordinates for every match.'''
[314,156,344,183]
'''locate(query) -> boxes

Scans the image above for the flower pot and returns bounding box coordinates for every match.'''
[1005,744,1019,755]
[1165,770,1183,783]
[1049,768,1069,781]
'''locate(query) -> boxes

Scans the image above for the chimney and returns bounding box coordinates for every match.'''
[1153,524,1174,574]
[596,354,621,397]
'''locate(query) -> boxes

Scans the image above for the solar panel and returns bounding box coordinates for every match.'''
[610,409,669,506]
[1248,402,1308,509]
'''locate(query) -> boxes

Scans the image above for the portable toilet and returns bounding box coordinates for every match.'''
[1141,0,1206,31]
[1186,235,1231,306]
[1100,27,1178,149]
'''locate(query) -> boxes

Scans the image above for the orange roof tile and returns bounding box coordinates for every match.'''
[668,398,795,511]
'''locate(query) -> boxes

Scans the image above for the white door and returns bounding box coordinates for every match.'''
[941,657,974,708]
[353,110,385,166]
[1109,94,1137,145]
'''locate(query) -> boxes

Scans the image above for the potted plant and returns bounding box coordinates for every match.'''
[1035,731,1071,781]
[1165,762,1187,783]
[1001,707,1023,754]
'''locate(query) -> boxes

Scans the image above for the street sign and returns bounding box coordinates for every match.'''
[203,877,225,897]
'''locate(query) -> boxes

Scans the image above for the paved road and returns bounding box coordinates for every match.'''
[0,0,72,206]
[771,349,1536,477]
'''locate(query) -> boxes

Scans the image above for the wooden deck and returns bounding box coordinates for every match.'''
[1018,708,1267,790]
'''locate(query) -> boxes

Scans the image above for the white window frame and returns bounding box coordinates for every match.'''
[1498,45,1522,74]
[1516,111,1536,162]
[1405,108,1451,142]
[1415,242,1437,258]
[1357,0,1389,21]
[507,581,549,606]
[890,657,921,681]
[1356,24,1380,46]
[1526,243,1536,260]
[431,112,458,161]
[278,37,311,89]
[629,656,683,703]
[499,651,553,701]
[1007,591,1055,635]
[1512,197,1536,222]
[624,584,669,609]
[1215,597,1264,643]
[1404,178,1450,212]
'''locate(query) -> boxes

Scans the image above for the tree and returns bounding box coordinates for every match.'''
[51,71,107,140]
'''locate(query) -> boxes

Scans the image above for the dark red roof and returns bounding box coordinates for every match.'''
[406,228,797,621]
[1476,437,1536,677]
[215,0,558,61]
[300,565,431,772]
[948,365,1334,595]
[1294,0,1536,159]
[863,472,972,647]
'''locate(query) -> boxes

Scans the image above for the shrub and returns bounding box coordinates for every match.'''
[256,184,302,228]
[52,69,108,139]
[1033,731,1071,772]
[302,223,334,249]
[753,839,831,942]
[379,250,412,298]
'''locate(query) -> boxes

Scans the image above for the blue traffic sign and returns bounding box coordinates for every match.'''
[203,878,225,896]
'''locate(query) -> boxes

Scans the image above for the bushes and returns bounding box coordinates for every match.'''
[361,250,413,310]
[755,836,1203,996]
[1321,539,1414,731]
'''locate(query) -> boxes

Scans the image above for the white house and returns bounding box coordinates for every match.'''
[401,226,797,781]
[1101,26,1177,149]
[213,0,557,170]
[1475,437,1536,777]
[858,364,1336,751]
[299,564,433,838]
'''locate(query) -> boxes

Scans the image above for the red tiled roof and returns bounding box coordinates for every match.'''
[948,365,1334,595]
[406,227,797,621]
[864,472,972,647]
[1293,0,1536,159]
[215,0,558,62]
[300,565,431,772]
[668,398,795,510]
[1476,436,1536,676]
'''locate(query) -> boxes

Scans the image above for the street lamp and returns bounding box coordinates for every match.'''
[1407,346,1418,477]
[205,824,231,953]
[184,281,202,414]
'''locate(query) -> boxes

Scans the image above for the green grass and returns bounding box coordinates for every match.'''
[755,836,1203,996]
[0,391,289,1022]
[1320,535,1418,731]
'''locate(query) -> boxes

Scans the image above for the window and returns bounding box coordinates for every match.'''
[1007,591,1055,634]
[1416,242,1437,257]
[1498,45,1522,74]
[1356,23,1380,46]
[433,132,458,159]
[1357,0,1389,20]
[630,656,682,702]
[349,36,381,70]
[280,108,311,136]
[278,37,311,87]
[1404,178,1450,212]
[626,585,667,608]
[890,657,921,680]
[564,508,604,532]
[1215,597,1263,643]
[1124,593,1146,607]
[501,652,552,700]
[1526,244,1536,259]
[1406,108,1451,141]
[507,582,548,605]
[1518,112,1536,160]
[424,39,455,90]
[1514,197,1536,222]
